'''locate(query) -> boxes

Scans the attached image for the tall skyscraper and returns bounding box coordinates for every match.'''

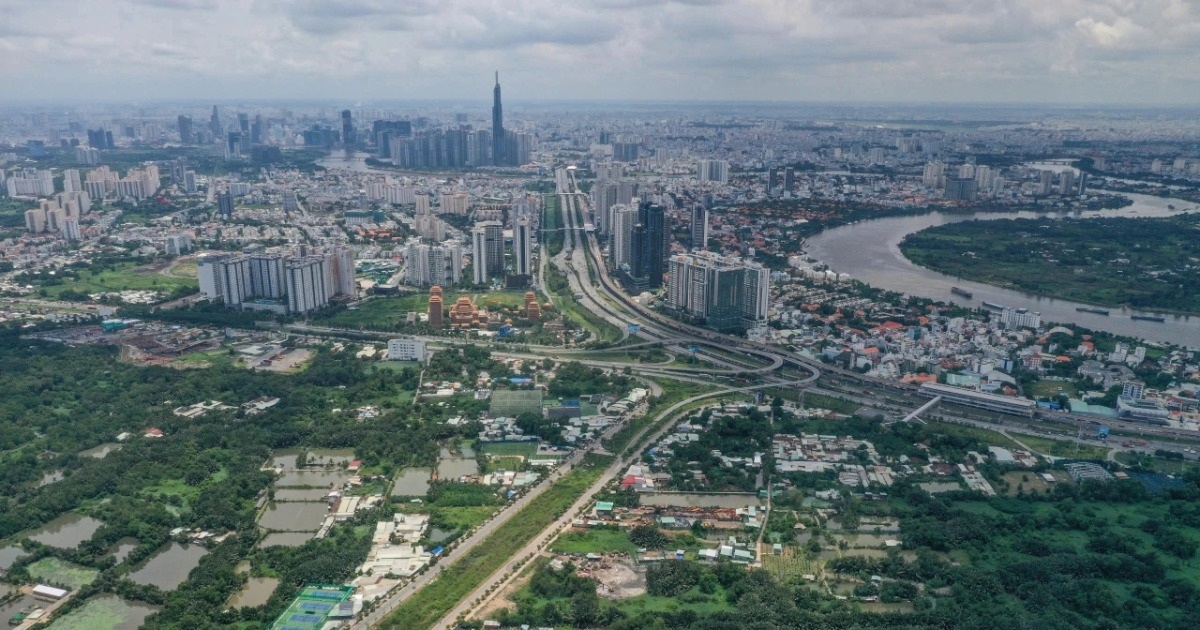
[404,239,462,287]
[690,206,709,251]
[217,191,234,218]
[286,257,330,314]
[492,72,505,166]
[1059,170,1076,196]
[610,204,637,269]
[471,221,504,284]
[209,105,221,137]
[922,162,945,188]
[238,112,250,134]
[177,115,193,144]
[341,109,354,147]
[514,216,533,277]
[667,251,769,333]
[944,178,978,201]
[592,180,619,235]
[638,201,669,289]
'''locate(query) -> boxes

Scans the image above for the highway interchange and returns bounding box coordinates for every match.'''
[333,167,1200,628]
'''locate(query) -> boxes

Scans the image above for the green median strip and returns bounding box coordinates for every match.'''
[380,456,613,629]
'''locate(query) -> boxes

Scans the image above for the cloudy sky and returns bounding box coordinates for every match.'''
[2,0,1200,104]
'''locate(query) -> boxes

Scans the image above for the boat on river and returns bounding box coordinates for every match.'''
[951,287,973,299]
[1131,314,1166,323]
[1076,307,1110,316]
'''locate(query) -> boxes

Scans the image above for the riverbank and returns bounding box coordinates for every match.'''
[898,214,1200,317]
[803,188,1200,347]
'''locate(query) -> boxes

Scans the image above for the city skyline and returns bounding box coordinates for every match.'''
[2,1,1200,105]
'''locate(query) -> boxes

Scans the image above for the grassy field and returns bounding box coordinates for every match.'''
[542,195,563,257]
[762,547,822,581]
[1115,451,1200,474]
[482,456,527,473]
[801,392,861,415]
[543,265,624,346]
[616,587,734,617]
[550,528,638,556]
[26,556,101,589]
[380,457,612,629]
[41,262,197,298]
[923,422,1024,450]
[1016,433,1111,461]
[1030,380,1078,399]
[1000,470,1055,496]
[479,442,539,458]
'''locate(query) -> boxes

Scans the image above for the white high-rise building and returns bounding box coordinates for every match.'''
[442,191,469,216]
[327,247,356,296]
[24,208,46,233]
[46,207,66,232]
[974,165,992,190]
[248,254,287,299]
[5,168,54,197]
[199,255,252,307]
[667,251,769,331]
[286,257,329,314]
[384,185,416,205]
[415,192,432,215]
[471,221,504,284]
[404,239,462,287]
[514,216,533,277]
[62,219,81,242]
[697,159,729,183]
[1001,308,1041,330]
[74,146,100,165]
[592,180,619,235]
[610,204,637,268]
[922,162,944,188]
[64,169,81,193]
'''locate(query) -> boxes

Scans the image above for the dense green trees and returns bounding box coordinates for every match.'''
[548,361,632,398]
[0,328,484,628]
[901,215,1200,313]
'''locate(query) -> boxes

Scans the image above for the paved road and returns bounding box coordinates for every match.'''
[432,376,818,629]
[355,391,658,629]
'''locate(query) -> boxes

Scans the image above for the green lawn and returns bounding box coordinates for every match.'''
[1030,380,1078,399]
[41,262,197,298]
[432,506,499,531]
[1016,434,1111,461]
[542,195,563,257]
[617,586,735,616]
[482,456,526,473]
[380,458,611,629]
[923,422,1024,450]
[479,442,539,458]
[801,392,861,415]
[550,528,638,555]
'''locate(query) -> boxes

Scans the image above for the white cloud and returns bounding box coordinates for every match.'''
[0,0,1198,103]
